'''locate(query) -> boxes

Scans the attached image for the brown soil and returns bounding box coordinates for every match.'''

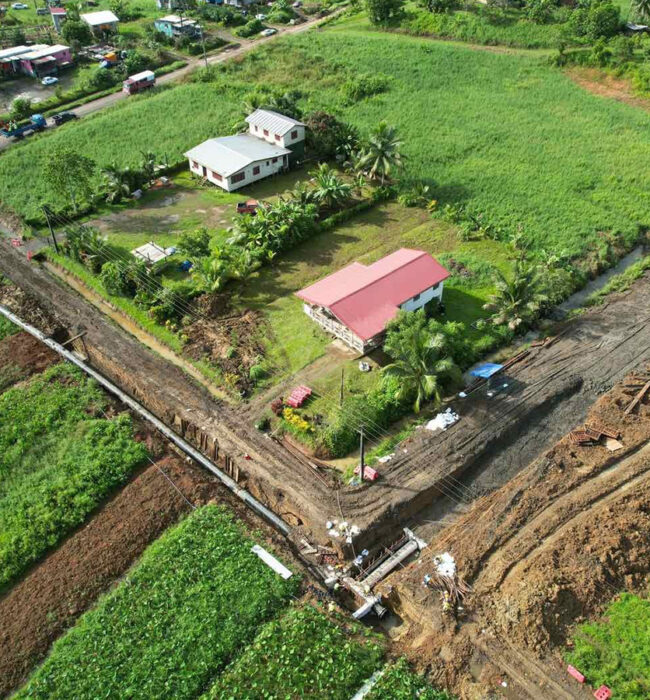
[567,67,650,113]
[184,309,266,394]
[378,368,650,698]
[0,331,59,392]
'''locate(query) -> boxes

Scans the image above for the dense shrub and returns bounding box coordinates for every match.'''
[342,73,389,103]
[235,18,265,37]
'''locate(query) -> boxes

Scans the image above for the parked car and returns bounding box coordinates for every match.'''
[11,2,29,8]
[255,13,266,19]
[292,1,302,6]
[237,199,259,215]
[36,7,49,14]
[260,27,277,36]
[52,111,77,125]
[41,76,59,86]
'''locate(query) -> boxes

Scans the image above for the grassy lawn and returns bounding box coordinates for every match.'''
[567,593,650,699]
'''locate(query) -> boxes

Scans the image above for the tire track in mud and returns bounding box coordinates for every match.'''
[476,440,650,592]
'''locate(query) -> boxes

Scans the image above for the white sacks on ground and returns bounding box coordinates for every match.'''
[425,407,459,432]
[433,552,456,577]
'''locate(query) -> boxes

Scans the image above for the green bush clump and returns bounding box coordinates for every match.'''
[206,603,385,699]
[342,72,389,103]
[366,658,453,699]
[566,593,650,700]
[236,18,265,37]
[17,505,299,699]
[0,364,147,587]
[0,316,17,342]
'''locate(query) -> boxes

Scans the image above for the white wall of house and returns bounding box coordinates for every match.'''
[188,154,287,191]
[249,123,305,148]
[399,282,444,312]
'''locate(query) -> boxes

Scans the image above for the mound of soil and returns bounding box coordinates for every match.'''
[184,310,265,393]
[0,331,58,386]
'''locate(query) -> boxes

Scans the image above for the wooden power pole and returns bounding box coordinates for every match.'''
[42,206,59,253]
[358,425,365,482]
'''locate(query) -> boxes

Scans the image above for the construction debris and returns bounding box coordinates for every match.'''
[426,408,459,432]
[423,552,472,607]
[569,421,621,447]
[624,379,650,415]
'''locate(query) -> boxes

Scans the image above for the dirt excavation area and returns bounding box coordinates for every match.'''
[379,368,650,698]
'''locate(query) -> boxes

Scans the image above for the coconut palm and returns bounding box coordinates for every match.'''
[483,259,548,330]
[382,329,460,413]
[356,122,405,184]
[101,163,131,204]
[309,163,352,211]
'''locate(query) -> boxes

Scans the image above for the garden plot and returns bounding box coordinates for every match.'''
[0,363,148,588]
[16,505,299,699]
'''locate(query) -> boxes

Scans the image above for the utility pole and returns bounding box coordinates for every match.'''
[358,425,365,483]
[200,25,208,70]
[42,205,59,253]
[339,368,344,407]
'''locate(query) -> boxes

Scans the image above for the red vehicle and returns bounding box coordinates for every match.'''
[123,70,155,96]
[237,199,259,215]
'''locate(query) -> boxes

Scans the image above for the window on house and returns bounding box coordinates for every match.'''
[252,165,260,175]
[274,133,281,141]
[254,125,258,131]
[291,129,298,140]
[412,293,420,302]
[432,282,439,290]
[231,172,246,183]
[266,161,269,166]
[263,129,269,136]
[212,171,222,181]
[272,157,277,163]
[191,160,198,169]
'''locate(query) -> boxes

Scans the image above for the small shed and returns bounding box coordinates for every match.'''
[154,14,200,38]
[50,7,67,33]
[131,242,175,265]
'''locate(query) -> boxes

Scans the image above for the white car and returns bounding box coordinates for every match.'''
[255,13,266,19]
[292,1,302,6]
[260,28,277,36]
[41,76,59,86]
[12,2,29,8]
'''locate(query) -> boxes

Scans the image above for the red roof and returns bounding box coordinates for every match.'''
[295,249,449,341]
[50,7,67,13]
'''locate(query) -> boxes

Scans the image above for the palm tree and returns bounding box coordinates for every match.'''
[356,122,405,184]
[382,330,460,412]
[633,0,650,20]
[483,259,548,330]
[101,163,130,204]
[140,151,157,185]
[309,163,352,211]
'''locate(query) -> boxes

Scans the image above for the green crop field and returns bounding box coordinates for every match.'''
[3,23,650,260]
[566,593,650,700]
[205,603,385,699]
[366,658,452,699]
[0,363,147,588]
[17,505,299,699]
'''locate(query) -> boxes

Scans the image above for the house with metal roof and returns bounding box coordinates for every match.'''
[154,14,200,38]
[184,109,305,191]
[81,10,120,35]
[295,249,450,353]
[245,109,305,164]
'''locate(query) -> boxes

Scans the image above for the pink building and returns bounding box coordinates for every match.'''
[19,44,72,78]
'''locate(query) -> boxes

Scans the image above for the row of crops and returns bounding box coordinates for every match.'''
[16,503,450,699]
[0,363,148,589]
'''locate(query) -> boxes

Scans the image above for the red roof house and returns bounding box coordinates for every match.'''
[295,249,449,353]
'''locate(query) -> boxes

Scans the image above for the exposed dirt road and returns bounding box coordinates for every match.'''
[2,243,650,553]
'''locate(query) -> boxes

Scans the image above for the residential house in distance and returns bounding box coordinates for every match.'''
[0,44,71,77]
[295,249,450,354]
[50,6,67,33]
[81,10,120,36]
[184,110,305,191]
[157,0,182,8]
[154,14,200,39]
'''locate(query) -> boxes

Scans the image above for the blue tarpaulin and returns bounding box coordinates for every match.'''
[470,363,503,379]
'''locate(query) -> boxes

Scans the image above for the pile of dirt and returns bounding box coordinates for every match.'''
[376,367,650,697]
[184,310,266,394]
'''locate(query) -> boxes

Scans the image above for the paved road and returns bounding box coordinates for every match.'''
[0,15,326,154]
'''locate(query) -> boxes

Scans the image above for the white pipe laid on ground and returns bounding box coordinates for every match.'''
[0,302,292,537]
